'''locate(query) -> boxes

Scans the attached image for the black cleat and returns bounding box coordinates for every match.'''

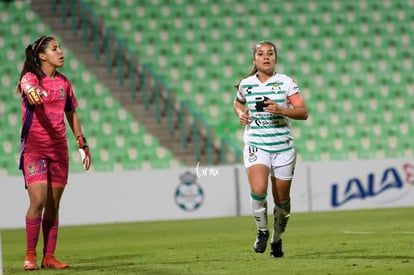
[253,230,269,253]
[270,239,284,258]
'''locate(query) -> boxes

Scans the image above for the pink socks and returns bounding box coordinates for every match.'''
[25,216,41,253]
[26,217,59,256]
[42,219,59,256]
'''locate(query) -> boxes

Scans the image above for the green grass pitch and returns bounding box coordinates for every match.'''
[1,207,413,274]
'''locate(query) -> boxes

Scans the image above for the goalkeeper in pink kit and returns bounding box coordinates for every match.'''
[16,35,91,270]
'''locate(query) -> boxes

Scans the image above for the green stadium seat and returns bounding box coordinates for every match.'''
[0,1,184,173]
[11,0,410,167]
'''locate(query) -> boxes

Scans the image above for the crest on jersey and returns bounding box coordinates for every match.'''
[271,82,283,93]
[59,87,65,99]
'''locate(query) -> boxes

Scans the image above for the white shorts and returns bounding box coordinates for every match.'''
[243,145,297,180]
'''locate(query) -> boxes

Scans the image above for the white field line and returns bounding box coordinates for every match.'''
[344,231,414,234]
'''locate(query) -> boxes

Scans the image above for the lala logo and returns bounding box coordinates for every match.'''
[331,163,413,207]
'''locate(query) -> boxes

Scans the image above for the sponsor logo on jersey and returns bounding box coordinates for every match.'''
[254,96,270,112]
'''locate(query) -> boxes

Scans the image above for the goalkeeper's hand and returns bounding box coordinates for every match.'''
[76,135,91,171]
[25,87,47,105]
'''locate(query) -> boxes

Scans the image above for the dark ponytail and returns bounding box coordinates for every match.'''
[15,36,53,94]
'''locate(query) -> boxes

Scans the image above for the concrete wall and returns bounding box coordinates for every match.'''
[1,158,413,229]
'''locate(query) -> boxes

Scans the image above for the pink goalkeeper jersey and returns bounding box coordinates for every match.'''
[19,71,78,161]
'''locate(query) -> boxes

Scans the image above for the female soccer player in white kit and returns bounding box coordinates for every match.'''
[234,41,308,257]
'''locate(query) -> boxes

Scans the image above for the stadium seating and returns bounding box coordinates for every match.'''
[0,1,182,175]
[79,0,413,162]
[1,0,413,175]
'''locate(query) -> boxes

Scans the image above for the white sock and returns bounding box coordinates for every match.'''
[251,195,268,231]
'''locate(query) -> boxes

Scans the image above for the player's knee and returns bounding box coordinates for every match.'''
[275,196,290,207]
[29,199,46,214]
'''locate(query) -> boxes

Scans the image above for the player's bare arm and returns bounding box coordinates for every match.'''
[264,93,308,120]
[234,99,250,125]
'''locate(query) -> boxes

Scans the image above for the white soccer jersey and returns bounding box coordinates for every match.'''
[236,73,300,153]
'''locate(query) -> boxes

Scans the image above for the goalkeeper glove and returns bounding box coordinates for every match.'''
[76,135,91,171]
[25,86,47,105]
